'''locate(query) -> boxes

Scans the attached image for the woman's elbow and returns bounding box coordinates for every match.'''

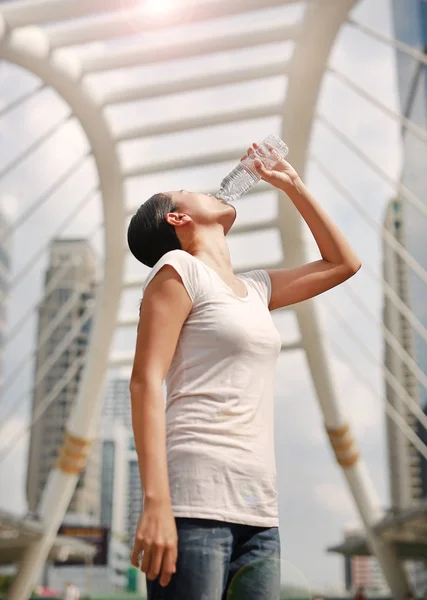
[343,259,362,279]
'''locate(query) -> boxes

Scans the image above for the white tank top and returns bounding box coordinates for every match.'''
[143,249,281,527]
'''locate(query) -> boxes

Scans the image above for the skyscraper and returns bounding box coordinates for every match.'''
[383,199,423,509]
[387,2,427,591]
[101,376,142,544]
[390,0,427,415]
[26,239,100,518]
[99,417,128,535]
[127,435,142,547]
[102,375,132,430]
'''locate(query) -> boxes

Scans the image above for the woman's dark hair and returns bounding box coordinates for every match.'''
[127,192,181,268]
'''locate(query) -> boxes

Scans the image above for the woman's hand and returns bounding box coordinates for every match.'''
[241,142,300,190]
[131,499,178,587]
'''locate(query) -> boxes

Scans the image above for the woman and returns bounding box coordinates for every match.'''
[127,144,361,600]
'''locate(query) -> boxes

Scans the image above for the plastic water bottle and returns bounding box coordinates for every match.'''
[216,134,289,202]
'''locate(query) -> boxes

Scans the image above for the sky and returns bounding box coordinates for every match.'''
[0,0,409,593]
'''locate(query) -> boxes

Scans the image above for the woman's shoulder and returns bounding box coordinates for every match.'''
[144,250,200,301]
[157,249,194,265]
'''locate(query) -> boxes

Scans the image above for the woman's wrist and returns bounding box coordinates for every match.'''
[278,174,304,195]
[144,492,172,509]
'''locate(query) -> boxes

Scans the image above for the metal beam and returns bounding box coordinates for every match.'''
[0,0,140,28]
[124,147,252,178]
[83,23,295,73]
[3,24,126,600]
[125,182,272,216]
[102,61,288,106]
[122,219,278,254]
[116,104,283,142]
[277,0,409,596]
[45,0,304,48]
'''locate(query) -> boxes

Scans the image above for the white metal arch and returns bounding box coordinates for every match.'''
[0,1,411,598]
[279,1,407,598]
[0,17,126,600]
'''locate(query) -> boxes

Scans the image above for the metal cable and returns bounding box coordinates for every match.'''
[0,151,90,245]
[321,294,427,432]
[347,18,427,67]
[361,260,427,346]
[0,114,72,181]
[0,83,45,121]
[7,186,99,292]
[310,155,427,286]
[317,112,427,220]
[0,304,95,438]
[0,234,103,415]
[0,288,85,401]
[0,356,87,464]
[310,155,427,391]
[343,283,427,392]
[328,68,427,146]
[323,305,427,462]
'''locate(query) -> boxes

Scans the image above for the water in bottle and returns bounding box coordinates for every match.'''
[216,134,289,203]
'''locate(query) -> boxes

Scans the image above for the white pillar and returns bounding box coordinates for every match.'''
[277,0,408,597]
[1,25,126,600]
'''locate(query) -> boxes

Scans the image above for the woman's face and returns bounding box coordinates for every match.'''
[167,190,236,234]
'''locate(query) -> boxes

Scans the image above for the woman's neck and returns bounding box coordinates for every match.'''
[186,228,234,277]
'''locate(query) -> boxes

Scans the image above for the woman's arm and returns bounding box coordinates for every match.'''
[250,145,361,310]
[130,265,192,586]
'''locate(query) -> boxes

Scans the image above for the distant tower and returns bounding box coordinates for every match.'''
[383,199,423,510]
[102,375,132,430]
[127,435,142,546]
[102,375,141,544]
[390,0,427,423]
[26,239,100,519]
[99,417,128,536]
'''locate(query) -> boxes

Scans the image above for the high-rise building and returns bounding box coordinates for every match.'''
[0,209,11,390]
[390,0,427,420]
[101,376,142,544]
[127,435,142,547]
[102,376,132,430]
[383,199,423,509]
[26,239,100,518]
[99,417,128,536]
[387,2,427,591]
[383,199,427,594]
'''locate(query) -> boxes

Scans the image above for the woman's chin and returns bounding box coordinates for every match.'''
[223,205,237,235]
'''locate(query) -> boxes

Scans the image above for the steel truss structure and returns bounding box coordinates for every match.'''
[2,0,425,597]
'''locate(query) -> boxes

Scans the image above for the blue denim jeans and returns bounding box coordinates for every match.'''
[146,517,281,600]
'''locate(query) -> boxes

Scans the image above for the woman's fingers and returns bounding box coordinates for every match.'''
[147,543,164,581]
[140,541,152,574]
[159,545,178,587]
[131,537,142,568]
[254,159,273,179]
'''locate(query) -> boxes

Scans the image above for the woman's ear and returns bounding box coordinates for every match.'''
[166,212,191,227]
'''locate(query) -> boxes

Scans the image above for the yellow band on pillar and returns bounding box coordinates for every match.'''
[56,432,93,475]
[326,424,359,469]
